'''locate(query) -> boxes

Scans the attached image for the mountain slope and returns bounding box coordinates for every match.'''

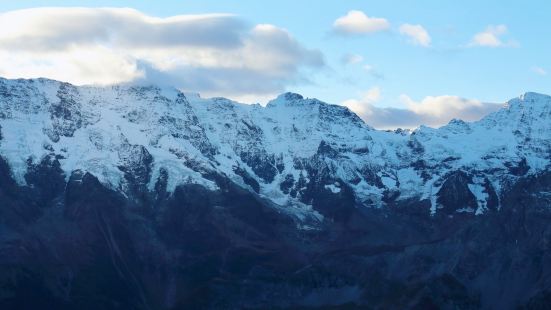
[0,77,550,309]
[1,78,550,218]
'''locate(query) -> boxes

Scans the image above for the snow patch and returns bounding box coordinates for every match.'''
[324,182,341,194]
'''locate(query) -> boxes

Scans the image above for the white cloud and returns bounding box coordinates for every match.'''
[0,7,324,102]
[341,53,364,65]
[532,66,547,76]
[468,25,518,48]
[399,24,431,47]
[341,92,503,129]
[341,87,381,115]
[333,10,390,35]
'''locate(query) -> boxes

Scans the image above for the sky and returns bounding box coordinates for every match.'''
[0,0,549,129]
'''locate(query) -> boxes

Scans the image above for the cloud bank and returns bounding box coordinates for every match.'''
[0,7,324,102]
[342,90,503,129]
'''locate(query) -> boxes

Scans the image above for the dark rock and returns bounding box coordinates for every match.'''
[48,83,84,140]
[506,157,530,176]
[316,140,339,158]
[24,154,66,206]
[483,178,499,211]
[408,138,425,154]
[233,166,260,193]
[436,171,478,215]
[281,92,303,101]
[239,150,278,183]
[154,167,169,202]
[279,174,295,194]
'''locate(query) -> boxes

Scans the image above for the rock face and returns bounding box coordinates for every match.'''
[0,78,550,309]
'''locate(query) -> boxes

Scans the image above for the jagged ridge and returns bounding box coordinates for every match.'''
[0,77,550,220]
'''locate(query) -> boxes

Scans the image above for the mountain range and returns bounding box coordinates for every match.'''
[0,77,550,309]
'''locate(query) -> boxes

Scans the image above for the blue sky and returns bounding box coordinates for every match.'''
[0,1,549,128]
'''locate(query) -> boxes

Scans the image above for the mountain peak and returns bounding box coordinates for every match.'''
[496,92,551,119]
[266,92,306,107]
[278,92,304,101]
[506,92,551,108]
[519,92,551,102]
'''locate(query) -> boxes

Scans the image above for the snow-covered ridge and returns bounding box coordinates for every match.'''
[0,77,549,216]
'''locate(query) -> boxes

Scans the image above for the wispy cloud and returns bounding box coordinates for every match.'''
[468,25,518,48]
[333,10,390,35]
[0,7,324,102]
[341,53,364,65]
[399,24,431,47]
[340,53,383,79]
[363,64,384,79]
[532,66,547,76]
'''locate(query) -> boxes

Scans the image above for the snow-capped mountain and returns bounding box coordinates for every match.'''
[1,77,549,218]
[1,77,550,309]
